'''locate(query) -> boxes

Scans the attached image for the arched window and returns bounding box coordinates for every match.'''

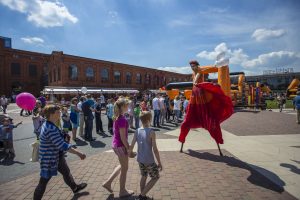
[136,73,142,84]
[101,68,109,83]
[126,72,132,84]
[68,64,78,80]
[114,71,121,83]
[86,67,94,81]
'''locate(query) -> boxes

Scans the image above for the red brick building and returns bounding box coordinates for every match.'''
[0,37,191,97]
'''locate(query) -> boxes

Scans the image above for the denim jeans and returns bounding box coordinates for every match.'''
[153,110,160,126]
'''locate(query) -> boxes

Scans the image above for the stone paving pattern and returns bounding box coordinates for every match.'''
[0,150,296,200]
[221,110,300,136]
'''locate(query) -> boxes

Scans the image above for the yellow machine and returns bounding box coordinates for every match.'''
[286,78,299,99]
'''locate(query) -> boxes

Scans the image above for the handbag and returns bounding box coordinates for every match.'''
[30,140,39,162]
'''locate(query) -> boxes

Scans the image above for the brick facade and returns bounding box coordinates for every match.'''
[0,38,49,97]
[0,37,191,97]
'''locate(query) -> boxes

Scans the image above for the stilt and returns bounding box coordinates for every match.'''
[217,143,223,156]
[180,143,184,153]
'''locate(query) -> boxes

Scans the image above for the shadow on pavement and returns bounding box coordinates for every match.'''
[106,193,138,200]
[280,163,300,175]
[74,138,88,146]
[89,140,106,148]
[0,153,25,166]
[290,146,300,148]
[185,149,285,193]
[291,160,300,164]
[71,191,90,200]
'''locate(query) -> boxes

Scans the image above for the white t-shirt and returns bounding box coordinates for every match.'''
[152,97,160,110]
[173,99,181,110]
[77,101,83,112]
[159,98,165,110]
[100,95,105,104]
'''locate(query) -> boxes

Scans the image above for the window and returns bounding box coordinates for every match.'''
[169,77,172,82]
[101,68,109,83]
[68,64,78,80]
[29,64,37,77]
[11,63,21,76]
[57,67,61,81]
[49,71,52,83]
[136,73,142,84]
[86,67,94,81]
[114,71,121,83]
[126,72,132,84]
[156,76,159,85]
[145,74,151,84]
[53,69,56,82]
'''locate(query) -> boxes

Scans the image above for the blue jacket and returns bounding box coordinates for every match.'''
[39,121,72,178]
[293,95,300,110]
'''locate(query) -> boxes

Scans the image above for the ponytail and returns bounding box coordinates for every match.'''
[113,97,129,121]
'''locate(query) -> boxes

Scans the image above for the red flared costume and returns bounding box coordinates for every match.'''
[179,82,234,144]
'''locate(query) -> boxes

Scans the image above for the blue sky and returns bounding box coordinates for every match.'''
[0,0,300,76]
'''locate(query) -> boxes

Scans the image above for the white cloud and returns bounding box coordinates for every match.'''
[252,28,286,41]
[242,51,300,69]
[21,37,44,44]
[157,66,192,74]
[0,0,78,28]
[0,0,27,12]
[196,42,248,65]
[196,42,300,75]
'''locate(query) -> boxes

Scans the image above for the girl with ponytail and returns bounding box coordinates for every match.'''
[102,97,134,198]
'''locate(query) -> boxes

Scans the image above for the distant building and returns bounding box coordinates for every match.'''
[0,37,191,97]
[244,73,300,91]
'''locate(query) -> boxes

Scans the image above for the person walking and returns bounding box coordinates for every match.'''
[293,91,300,124]
[129,111,162,200]
[0,95,8,114]
[81,94,95,141]
[173,95,182,123]
[70,98,80,141]
[159,95,166,125]
[33,105,87,200]
[152,94,161,127]
[95,98,104,134]
[77,96,86,138]
[102,97,134,198]
[106,98,114,134]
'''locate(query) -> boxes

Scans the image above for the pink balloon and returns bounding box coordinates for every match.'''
[16,92,36,110]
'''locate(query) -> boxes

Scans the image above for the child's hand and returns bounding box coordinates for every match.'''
[158,163,163,171]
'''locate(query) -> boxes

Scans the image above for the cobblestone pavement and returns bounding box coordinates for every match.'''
[0,150,296,200]
[221,110,300,136]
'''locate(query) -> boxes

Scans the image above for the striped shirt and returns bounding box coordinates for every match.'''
[39,121,72,178]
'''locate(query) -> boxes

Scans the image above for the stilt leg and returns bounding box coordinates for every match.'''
[180,143,184,153]
[217,143,223,156]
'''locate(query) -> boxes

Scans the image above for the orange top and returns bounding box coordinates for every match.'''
[192,66,218,83]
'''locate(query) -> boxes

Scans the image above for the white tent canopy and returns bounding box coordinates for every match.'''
[42,87,139,94]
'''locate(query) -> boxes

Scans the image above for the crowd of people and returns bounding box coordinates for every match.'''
[0,92,191,200]
[30,95,166,200]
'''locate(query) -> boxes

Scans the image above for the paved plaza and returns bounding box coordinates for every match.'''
[0,105,300,199]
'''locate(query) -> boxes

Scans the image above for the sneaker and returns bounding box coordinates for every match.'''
[73,183,87,193]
